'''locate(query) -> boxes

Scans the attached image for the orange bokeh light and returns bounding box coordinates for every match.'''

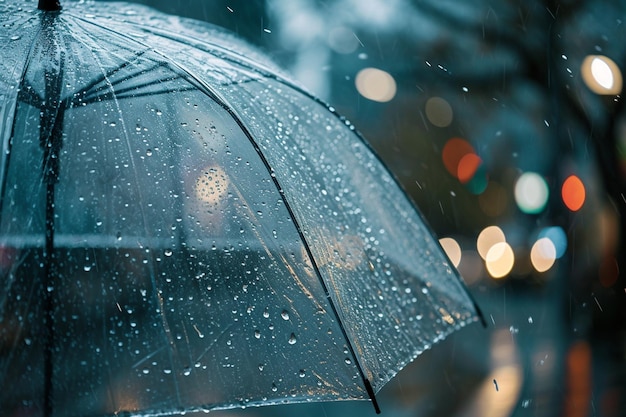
[442,138,480,182]
[561,175,586,212]
[457,153,482,183]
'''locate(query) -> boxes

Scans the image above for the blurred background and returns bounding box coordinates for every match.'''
[101,1,626,416]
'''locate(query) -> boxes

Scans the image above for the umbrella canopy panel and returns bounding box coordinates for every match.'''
[0,2,480,416]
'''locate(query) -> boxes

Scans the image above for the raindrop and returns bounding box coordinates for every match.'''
[521,399,532,408]
[258,363,264,371]
[263,308,270,319]
[344,358,352,365]
[299,370,306,378]
[183,367,192,376]
[164,249,173,257]
[142,368,150,375]
[528,316,534,324]
[163,369,172,374]
[254,330,261,339]
[83,265,92,272]
[10,35,21,41]
[288,333,297,345]
[271,383,278,392]
[281,310,290,320]
[146,149,153,156]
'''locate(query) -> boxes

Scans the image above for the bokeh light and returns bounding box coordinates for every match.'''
[561,175,586,212]
[530,238,557,273]
[486,242,515,279]
[328,26,359,54]
[439,237,462,267]
[441,137,484,188]
[425,97,453,127]
[355,67,397,102]
[514,172,549,214]
[477,225,506,260]
[457,153,482,184]
[538,226,568,258]
[195,166,229,205]
[581,54,623,95]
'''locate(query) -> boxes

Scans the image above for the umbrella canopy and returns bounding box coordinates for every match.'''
[0,1,484,416]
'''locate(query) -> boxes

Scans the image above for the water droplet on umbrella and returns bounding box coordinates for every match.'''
[83,265,92,272]
[299,369,306,378]
[263,308,270,318]
[254,329,261,339]
[164,249,173,257]
[183,367,192,376]
[281,310,289,320]
[288,333,297,345]
[10,35,21,41]
[146,149,153,156]
[163,369,172,374]
[271,383,278,392]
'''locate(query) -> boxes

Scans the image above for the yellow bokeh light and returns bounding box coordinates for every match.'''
[486,242,514,279]
[355,67,397,102]
[530,237,556,273]
[439,237,462,268]
[477,225,506,260]
[195,166,229,206]
[581,55,622,95]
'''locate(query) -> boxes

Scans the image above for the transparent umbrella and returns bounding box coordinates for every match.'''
[0,1,484,416]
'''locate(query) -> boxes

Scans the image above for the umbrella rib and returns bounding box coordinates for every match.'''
[60,50,152,103]
[58,19,382,407]
[166,67,381,413]
[0,17,45,216]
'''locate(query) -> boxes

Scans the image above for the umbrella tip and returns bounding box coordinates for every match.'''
[364,379,381,414]
[38,0,62,12]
